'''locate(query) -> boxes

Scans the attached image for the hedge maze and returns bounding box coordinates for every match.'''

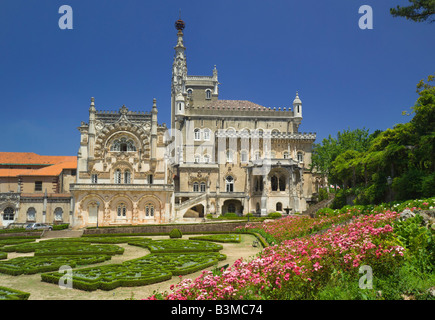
[0,255,112,276]
[128,239,223,253]
[188,234,242,243]
[1,233,236,294]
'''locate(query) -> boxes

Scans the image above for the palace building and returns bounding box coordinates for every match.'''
[0,19,320,229]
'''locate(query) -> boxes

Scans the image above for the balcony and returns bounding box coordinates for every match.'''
[69,183,174,192]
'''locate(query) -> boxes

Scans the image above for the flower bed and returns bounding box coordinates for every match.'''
[0,255,112,276]
[188,234,242,243]
[151,210,405,300]
[0,286,30,300]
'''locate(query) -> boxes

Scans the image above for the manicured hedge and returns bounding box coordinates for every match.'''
[52,223,69,230]
[3,240,124,256]
[0,255,112,276]
[41,264,172,291]
[0,286,30,300]
[128,239,223,253]
[44,236,150,244]
[41,252,226,291]
[169,228,182,239]
[188,234,242,243]
[0,252,7,260]
[34,244,124,256]
[0,238,36,246]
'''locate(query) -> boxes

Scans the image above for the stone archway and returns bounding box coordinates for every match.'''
[183,204,205,218]
[222,199,243,215]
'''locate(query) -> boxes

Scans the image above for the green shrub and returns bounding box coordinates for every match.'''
[0,252,6,260]
[0,286,30,300]
[318,187,329,201]
[222,212,239,218]
[52,223,70,230]
[267,212,282,219]
[169,228,182,239]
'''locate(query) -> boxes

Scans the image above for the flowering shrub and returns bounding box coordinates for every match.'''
[149,210,405,300]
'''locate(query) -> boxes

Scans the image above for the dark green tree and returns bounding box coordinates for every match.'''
[390,0,435,23]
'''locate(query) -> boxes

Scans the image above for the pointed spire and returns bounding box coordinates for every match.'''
[293,91,302,105]
[152,98,158,114]
[89,97,96,112]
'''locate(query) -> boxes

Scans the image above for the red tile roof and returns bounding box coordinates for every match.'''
[0,152,76,165]
[0,153,77,177]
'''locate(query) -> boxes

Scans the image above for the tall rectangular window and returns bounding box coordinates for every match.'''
[35,181,42,192]
[91,174,98,184]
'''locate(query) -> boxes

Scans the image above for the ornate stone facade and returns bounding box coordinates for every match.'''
[71,98,174,228]
[169,20,318,219]
[1,19,320,228]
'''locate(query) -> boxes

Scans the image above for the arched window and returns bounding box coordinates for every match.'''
[117,203,127,218]
[193,182,199,192]
[145,204,154,217]
[203,128,210,141]
[279,176,286,191]
[200,182,206,192]
[205,89,211,100]
[254,151,261,161]
[276,202,283,212]
[27,207,36,221]
[283,151,290,159]
[225,176,234,192]
[111,137,136,152]
[271,176,278,191]
[194,154,200,163]
[194,128,201,140]
[54,207,63,221]
[124,170,131,184]
[3,207,14,221]
[187,89,193,98]
[297,152,304,163]
[115,169,122,184]
[241,150,248,163]
[227,203,236,214]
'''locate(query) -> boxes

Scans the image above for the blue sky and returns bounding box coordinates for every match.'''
[0,0,434,156]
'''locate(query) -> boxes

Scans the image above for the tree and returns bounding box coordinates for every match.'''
[390,0,435,23]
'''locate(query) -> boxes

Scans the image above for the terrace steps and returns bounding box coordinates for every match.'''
[303,193,335,217]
